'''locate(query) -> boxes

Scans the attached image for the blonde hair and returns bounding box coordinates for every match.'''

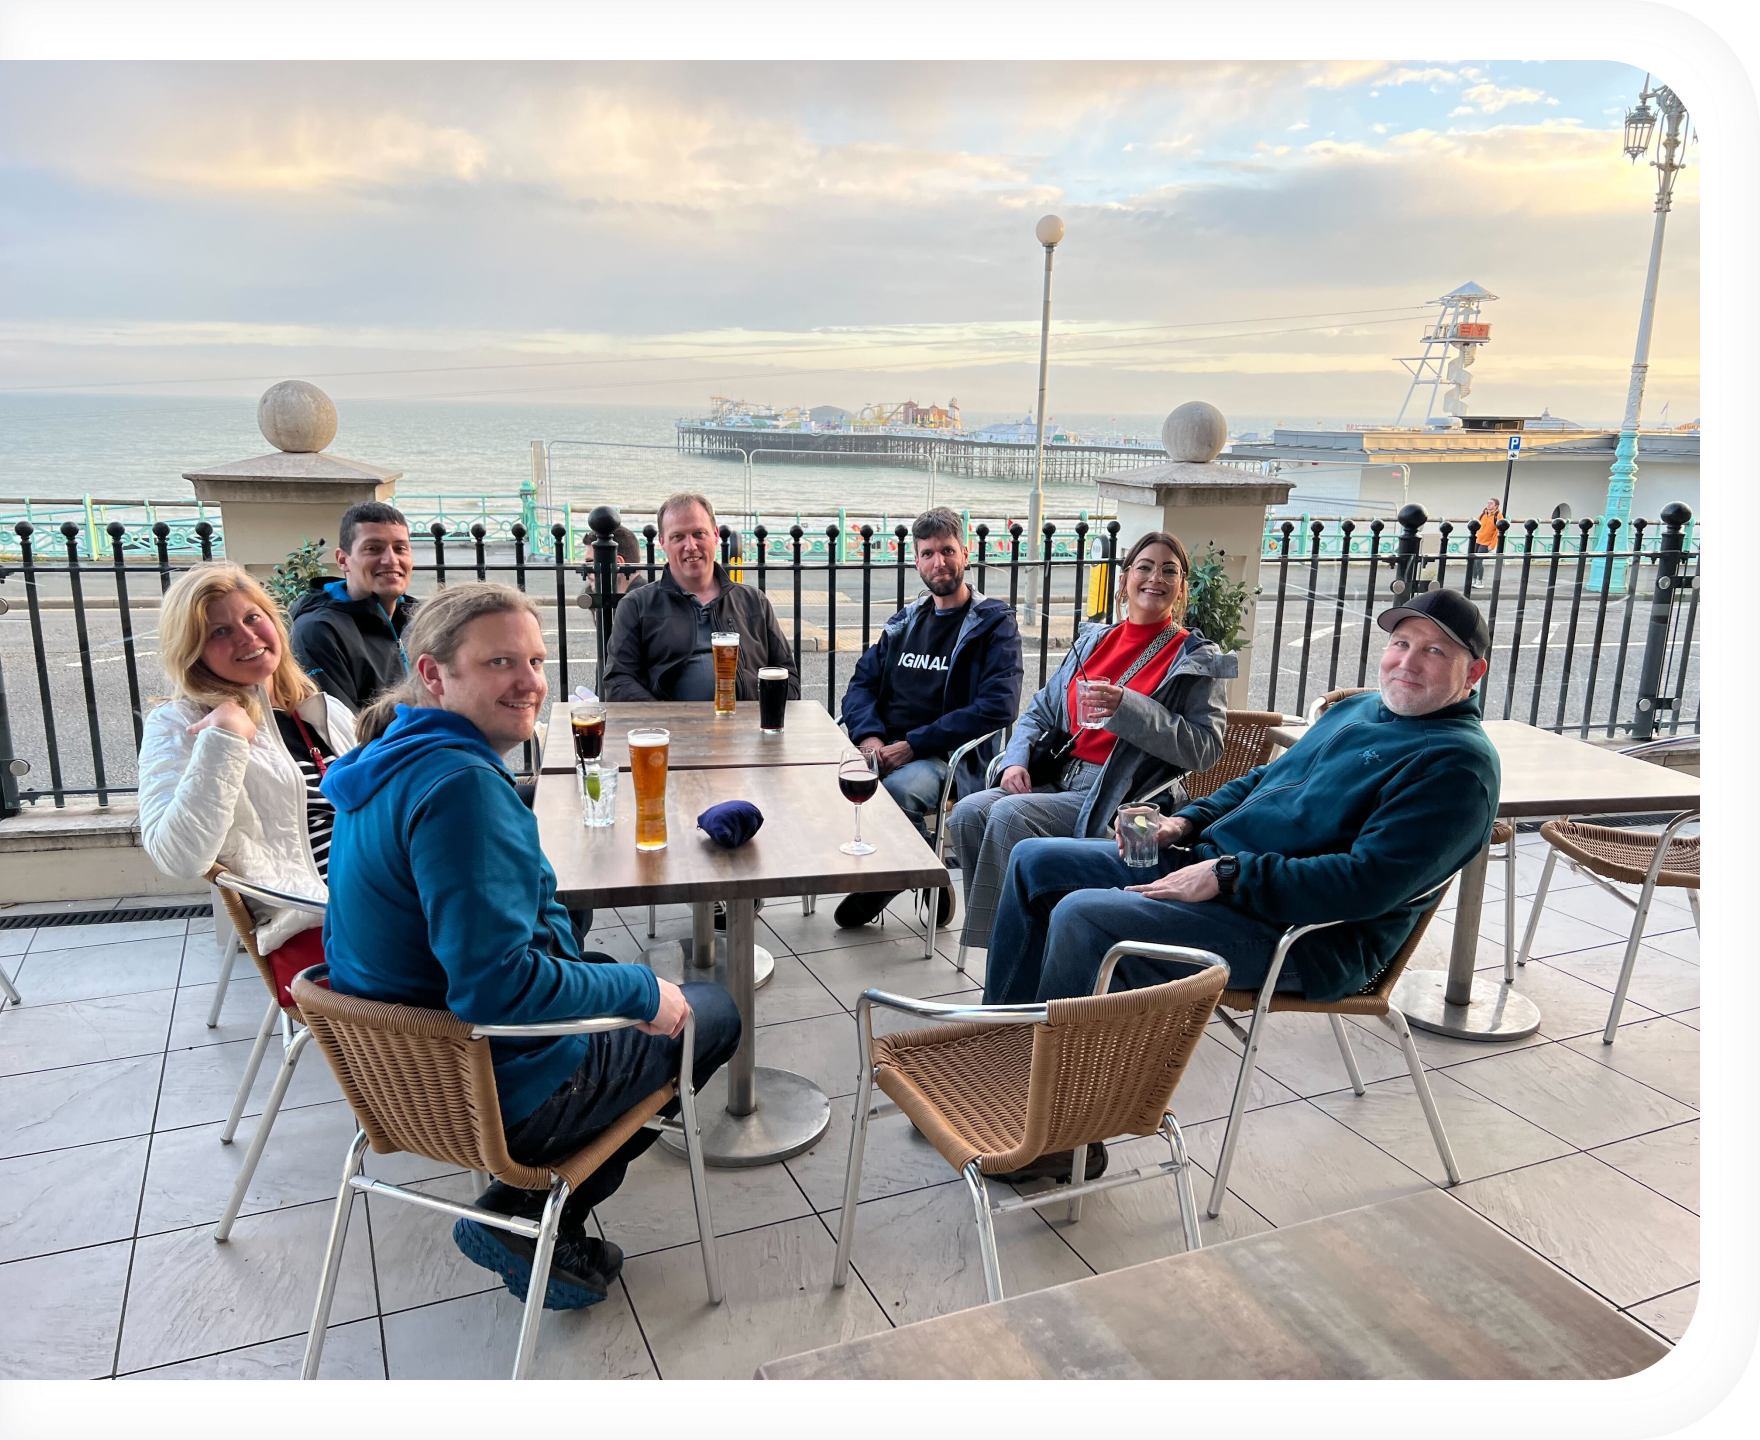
[354,583,542,743]
[158,562,315,723]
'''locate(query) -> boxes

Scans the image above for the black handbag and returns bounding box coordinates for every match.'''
[1022,623,1182,788]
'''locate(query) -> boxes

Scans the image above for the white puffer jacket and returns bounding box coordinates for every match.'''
[138,689,357,954]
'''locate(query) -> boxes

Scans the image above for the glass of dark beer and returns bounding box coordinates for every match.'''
[838,748,879,856]
[758,667,789,733]
[570,704,606,764]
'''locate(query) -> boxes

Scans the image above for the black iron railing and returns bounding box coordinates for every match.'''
[0,502,1699,815]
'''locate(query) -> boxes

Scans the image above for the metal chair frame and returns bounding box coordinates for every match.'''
[833,941,1225,1305]
[299,966,719,1381]
[1206,896,1461,1218]
[0,966,20,1008]
[1517,808,1700,1045]
[208,870,328,1244]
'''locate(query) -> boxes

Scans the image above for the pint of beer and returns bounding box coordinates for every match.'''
[758,667,789,732]
[628,727,670,851]
[711,632,740,715]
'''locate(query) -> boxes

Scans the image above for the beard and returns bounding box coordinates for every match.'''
[924,567,966,598]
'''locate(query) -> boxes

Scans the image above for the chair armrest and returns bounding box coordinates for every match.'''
[213,870,327,918]
[855,987,1049,1027]
[468,1016,645,1040]
[1094,942,1227,996]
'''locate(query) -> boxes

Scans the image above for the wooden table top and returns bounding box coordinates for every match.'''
[538,763,947,908]
[1267,717,1698,819]
[756,1189,1669,1381]
[541,700,849,773]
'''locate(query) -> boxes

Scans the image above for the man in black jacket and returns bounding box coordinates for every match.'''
[289,501,416,712]
[834,508,1023,927]
[600,493,798,702]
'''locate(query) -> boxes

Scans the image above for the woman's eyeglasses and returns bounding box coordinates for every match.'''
[1130,563,1184,582]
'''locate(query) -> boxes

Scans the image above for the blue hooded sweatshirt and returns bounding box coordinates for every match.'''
[319,704,659,1124]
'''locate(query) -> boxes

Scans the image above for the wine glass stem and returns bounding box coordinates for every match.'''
[852,804,863,847]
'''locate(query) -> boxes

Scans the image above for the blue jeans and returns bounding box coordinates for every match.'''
[479,981,741,1234]
[883,756,950,843]
[983,838,1292,1005]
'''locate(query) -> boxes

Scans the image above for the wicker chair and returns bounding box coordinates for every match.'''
[833,943,1228,1305]
[1516,736,1700,1044]
[1182,709,1284,800]
[1304,685,1377,723]
[1206,889,1460,1218]
[291,964,720,1380]
[205,865,327,1244]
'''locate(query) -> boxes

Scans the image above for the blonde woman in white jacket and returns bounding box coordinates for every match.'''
[139,562,357,979]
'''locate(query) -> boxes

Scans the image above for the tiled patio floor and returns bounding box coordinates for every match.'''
[0,830,1699,1379]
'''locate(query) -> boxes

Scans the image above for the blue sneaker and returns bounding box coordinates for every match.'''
[451,1219,622,1310]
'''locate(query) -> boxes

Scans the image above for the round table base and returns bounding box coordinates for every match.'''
[657,1067,831,1167]
[1394,969,1542,1042]
[642,938,776,990]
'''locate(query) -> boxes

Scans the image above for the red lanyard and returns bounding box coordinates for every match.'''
[289,711,330,777]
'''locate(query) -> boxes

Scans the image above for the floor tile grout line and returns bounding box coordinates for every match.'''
[1579,1146,1701,1220]
[1438,1035,1698,1134]
[1620,1277,1700,1312]
[1434,1184,1676,1321]
[804,1205,903,1332]
[109,927,189,1379]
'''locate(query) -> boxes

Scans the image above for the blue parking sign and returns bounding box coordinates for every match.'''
[1507,434,1522,459]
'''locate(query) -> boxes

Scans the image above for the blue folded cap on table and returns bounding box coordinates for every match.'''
[697,800,764,848]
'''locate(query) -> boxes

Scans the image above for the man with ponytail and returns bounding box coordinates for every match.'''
[320,583,740,1311]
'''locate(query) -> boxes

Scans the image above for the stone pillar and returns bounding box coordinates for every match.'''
[183,381,401,579]
[1097,402,1292,707]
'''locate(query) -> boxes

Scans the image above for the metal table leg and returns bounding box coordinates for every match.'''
[1395,840,1541,1041]
[642,900,775,989]
[659,897,830,1167]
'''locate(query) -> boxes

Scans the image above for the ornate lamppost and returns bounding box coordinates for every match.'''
[1026,214,1064,565]
[1602,78,1690,571]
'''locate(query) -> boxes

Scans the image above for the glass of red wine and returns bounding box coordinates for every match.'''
[837,748,880,857]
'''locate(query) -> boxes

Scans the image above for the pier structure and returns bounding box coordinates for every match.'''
[675,422,1166,483]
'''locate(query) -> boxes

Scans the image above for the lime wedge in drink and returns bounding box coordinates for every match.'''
[586,770,601,802]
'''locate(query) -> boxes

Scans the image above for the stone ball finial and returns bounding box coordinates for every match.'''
[258,381,338,454]
[1161,401,1228,463]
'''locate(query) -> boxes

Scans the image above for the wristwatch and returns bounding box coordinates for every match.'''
[1213,855,1241,898]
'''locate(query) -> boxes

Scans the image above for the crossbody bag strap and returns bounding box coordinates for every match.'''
[1115,623,1182,688]
[289,710,331,778]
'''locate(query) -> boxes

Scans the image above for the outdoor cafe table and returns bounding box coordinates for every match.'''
[536,761,948,1166]
[1270,717,1700,1042]
[540,699,850,773]
[754,1188,1669,1379]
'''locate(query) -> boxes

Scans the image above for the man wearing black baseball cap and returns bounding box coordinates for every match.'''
[979,587,1502,1176]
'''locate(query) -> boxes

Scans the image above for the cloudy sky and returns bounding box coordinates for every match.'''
[0,58,1700,423]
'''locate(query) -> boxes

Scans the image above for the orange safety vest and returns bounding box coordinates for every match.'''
[1475,511,1501,547]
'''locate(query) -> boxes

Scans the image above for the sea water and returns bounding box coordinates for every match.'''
[0,394,1298,523]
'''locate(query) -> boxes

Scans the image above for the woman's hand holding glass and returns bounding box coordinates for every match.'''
[1080,681,1124,721]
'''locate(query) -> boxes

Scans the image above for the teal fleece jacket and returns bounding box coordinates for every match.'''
[319,705,659,1124]
[1176,690,1500,1001]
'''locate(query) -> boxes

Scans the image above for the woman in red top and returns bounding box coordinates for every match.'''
[948,531,1234,955]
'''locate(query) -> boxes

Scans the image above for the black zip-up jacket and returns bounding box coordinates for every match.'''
[600,564,799,702]
[289,579,417,713]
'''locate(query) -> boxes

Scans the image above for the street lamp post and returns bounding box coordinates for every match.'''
[1601,78,1689,580]
[1026,214,1064,565]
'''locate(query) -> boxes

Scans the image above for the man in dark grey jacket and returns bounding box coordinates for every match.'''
[600,494,798,702]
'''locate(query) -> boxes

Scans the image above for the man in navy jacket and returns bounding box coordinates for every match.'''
[836,508,1023,927]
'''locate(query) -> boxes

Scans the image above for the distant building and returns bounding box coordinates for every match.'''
[808,405,850,428]
[1225,422,1700,523]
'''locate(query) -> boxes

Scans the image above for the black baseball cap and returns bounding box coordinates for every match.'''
[1376,589,1490,661]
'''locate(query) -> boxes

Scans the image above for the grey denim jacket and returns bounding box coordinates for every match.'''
[998,622,1237,838]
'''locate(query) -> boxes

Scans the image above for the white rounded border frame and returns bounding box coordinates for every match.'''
[3,2,1745,1436]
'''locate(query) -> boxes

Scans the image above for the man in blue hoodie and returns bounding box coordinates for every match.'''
[289,501,417,712]
[321,584,740,1310]
[984,589,1500,1010]
[835,507,1023,928]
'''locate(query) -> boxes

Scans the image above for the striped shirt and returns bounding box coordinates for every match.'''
[275,711,336,881]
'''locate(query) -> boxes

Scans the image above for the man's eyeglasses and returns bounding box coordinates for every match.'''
[1129,563,1184,582]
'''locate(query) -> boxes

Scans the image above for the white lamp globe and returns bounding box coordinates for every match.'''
[1035,214,1065,247]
